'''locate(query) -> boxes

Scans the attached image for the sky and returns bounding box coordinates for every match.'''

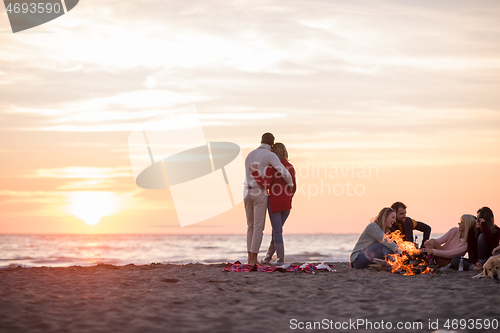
[1,0,499,235]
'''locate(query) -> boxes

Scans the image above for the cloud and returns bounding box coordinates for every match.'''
[0,0,499,234]
[0,189,172,213]
[0,1,499,168]
[56,179,117,190]
[27,167,133,179]
[1,89,288,131]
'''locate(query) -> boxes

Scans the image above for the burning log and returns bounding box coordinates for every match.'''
[382,231,434,276]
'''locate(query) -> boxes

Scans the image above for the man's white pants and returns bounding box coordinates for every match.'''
[244,188,268,254]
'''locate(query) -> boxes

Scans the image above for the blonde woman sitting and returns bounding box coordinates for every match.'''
[424,214,476,267]
[350,207,402,269]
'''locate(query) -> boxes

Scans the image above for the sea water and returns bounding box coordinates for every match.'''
[0,234,359,268]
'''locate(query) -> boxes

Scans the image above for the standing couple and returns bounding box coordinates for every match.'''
[244,133,297,266]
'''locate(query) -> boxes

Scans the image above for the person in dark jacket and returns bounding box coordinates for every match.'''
[390,201,431,248]
[451,206,500,271]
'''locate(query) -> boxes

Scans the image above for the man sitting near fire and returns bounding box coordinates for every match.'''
[390,202,431,248]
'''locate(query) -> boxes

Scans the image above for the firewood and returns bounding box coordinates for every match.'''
[373,258,389,266]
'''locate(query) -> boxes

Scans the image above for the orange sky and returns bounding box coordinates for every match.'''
[1,0,499,235]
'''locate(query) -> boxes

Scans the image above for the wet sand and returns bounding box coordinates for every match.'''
[0,263,499,333]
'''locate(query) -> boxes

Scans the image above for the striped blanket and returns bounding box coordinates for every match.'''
[223,261,329,274]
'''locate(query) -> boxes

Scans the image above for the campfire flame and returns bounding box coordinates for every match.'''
[383,231,432,276]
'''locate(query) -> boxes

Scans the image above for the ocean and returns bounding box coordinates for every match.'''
[0,234,362,268]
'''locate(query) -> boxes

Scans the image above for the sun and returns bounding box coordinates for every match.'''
[68,192,117,225]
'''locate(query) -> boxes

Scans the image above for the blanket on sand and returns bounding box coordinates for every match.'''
[223,261,333,274]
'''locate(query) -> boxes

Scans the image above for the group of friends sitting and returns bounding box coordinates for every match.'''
[245,134,500,271]
[350,202,500,271]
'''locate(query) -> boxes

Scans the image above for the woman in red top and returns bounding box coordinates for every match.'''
[250,143,296,266]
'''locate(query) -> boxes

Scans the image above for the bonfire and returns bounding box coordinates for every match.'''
[381,231,433,276]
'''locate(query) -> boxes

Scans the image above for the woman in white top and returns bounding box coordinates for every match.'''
[424,214,476,267]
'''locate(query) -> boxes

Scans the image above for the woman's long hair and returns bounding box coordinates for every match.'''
[371,207,394,233]
[272,142,288,161]
[477,207,496,235]
[459,214,476,243]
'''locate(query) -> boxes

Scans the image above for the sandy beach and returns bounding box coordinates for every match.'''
[1,263,499,333]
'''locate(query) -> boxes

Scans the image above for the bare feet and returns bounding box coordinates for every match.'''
[248,252,258,265]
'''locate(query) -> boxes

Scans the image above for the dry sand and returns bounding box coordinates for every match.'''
[0,263,499,333]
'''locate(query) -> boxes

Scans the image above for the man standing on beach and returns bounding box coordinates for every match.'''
[390,201,431,248]
[245,133,293,265]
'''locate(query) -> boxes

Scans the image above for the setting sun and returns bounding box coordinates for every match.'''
[68,192,118,225]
